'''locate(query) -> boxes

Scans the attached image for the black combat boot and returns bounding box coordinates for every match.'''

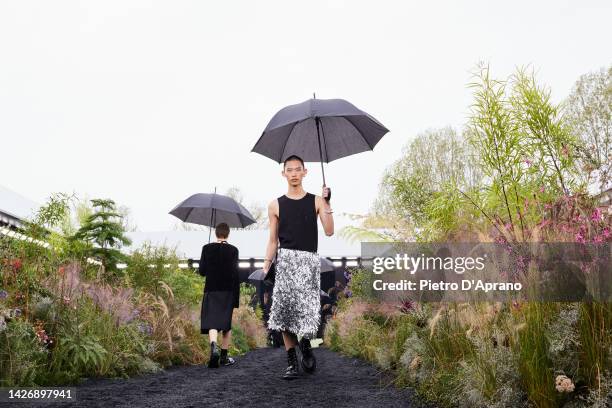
[283,347,299,380]
[208,341,220,368]
[299,337,317,373]
[220,349,235,366]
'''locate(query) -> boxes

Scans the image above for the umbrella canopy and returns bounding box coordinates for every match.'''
[248,269,266,282]
[320,257,335,273]
[252,98,389,181]
[169,193,256,228]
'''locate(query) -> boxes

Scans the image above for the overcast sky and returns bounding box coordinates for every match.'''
[1,0,610,231]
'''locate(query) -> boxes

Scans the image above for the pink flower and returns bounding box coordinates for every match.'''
[399,299,415,314]
[575,233,586,244]
[539,186,545,193]
[602,227,610,239]
[34,321,51,345]
[524,159,532,166]
[590,208,602,222]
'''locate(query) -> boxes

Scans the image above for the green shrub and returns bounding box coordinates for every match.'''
[230,324,250,355]
[348,268,375,300]
[0,320,49,386]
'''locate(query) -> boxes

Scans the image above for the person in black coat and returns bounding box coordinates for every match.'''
[198,222,240,368]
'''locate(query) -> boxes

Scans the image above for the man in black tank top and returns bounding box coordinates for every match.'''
[263,155,334,380]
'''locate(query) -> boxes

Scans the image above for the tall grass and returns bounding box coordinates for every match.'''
[578,302,612,392]
[515,302,557,408]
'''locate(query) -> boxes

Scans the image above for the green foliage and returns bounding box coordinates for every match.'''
[0,320,48,386]
[374,127,483,240]
[578,302,612,389]
[326,320,341,351]
[511,68,577,195]
[125,242,202,306]
[321,64,612,408]
[514,302,557,408]
[72,199,132,279]
[229,324,250,355]
[390,315,414,366]
[347,268,375,300]
[367,65,589,244]
[164,269,203,306]
[465,65,581,241]
[59,332,108,376]
[0,193,265,388]
[239,282,255,298]
[420,183,465,241]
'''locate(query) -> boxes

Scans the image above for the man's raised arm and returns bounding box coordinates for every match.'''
[263,199,279,274]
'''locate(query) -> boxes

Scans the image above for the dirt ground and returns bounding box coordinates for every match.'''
[5,347,435,408]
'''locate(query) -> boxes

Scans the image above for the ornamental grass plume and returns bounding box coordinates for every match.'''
[428,305,445,338]
[82,283,136,326]
[333,299,370,338]
[43,262,139,325]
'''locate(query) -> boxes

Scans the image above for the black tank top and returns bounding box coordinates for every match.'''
[278,192,318,253]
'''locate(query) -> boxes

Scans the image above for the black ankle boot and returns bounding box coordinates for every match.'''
[299,337,317,373]
[283,347,299,380]
[208,341,220,368]
[220,349,235,366]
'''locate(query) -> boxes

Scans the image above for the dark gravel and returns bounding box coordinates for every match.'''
[4,347,434,408]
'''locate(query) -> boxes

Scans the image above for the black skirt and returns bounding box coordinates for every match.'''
[201,291,234,334]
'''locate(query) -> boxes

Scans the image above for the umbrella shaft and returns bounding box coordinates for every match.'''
[208,208,217,243]
[315,117,327,186]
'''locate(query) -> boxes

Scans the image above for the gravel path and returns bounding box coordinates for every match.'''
[4,347,434,408]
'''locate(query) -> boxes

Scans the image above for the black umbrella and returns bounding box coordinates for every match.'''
[169,192,256,242]
[320,257,335,273]
[251,96,389,185]
[248,269,266,283]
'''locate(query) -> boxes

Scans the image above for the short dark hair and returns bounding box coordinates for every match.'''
[283,155,304,168]
[215,222,230,238]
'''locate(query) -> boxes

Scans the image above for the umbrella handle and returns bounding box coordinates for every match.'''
[323,186,331,202]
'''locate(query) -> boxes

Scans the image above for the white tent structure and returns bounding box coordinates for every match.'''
[0,184,39,229]
[125,229,361,259]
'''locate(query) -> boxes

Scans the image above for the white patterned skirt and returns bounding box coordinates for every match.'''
[267,248,321,339]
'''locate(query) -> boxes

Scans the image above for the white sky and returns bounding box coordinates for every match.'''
[1,0,610,232]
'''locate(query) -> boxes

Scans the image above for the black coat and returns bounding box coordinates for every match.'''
[198,241,240,308]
